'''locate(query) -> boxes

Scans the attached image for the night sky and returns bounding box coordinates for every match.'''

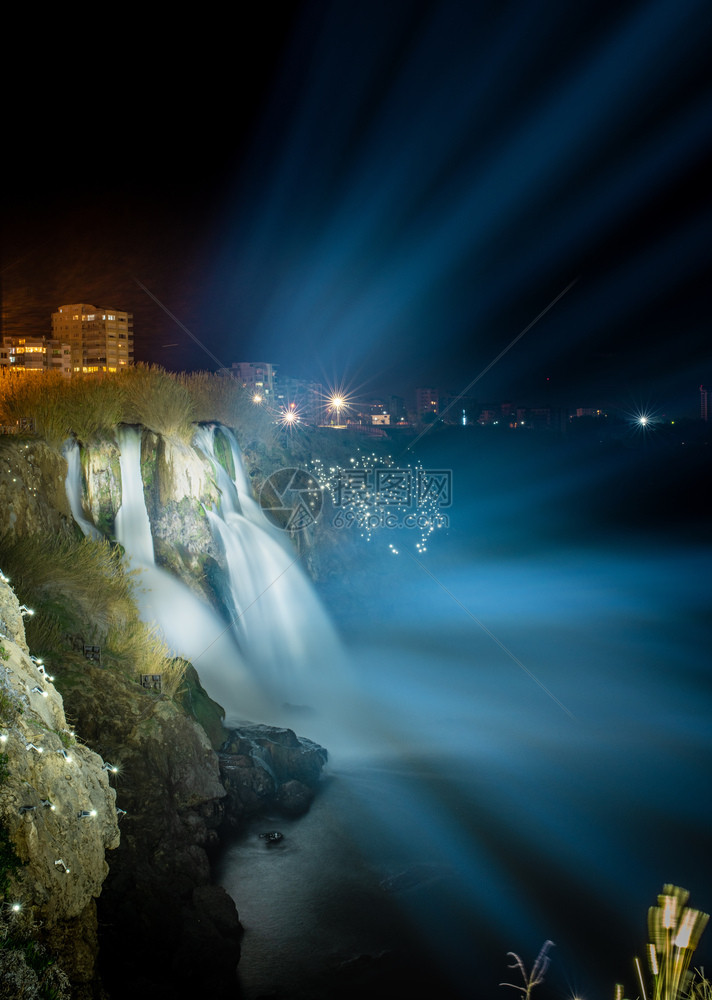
[3,0,711,412]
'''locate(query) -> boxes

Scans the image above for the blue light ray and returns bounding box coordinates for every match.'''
[208,0,709,393]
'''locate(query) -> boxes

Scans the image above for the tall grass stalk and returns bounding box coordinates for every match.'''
[501,941,554,1000]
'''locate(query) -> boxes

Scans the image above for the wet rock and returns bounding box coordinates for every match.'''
[219,724,328,828]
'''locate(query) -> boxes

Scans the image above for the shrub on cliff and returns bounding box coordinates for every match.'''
[0,534,186,698]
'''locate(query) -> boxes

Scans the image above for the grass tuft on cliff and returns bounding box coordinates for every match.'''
[0,534,186,698]
[0,370,124,446]
[120,364,196,443]
[1,366,309,474]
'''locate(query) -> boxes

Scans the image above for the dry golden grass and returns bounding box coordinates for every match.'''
[0,533,185,699]
[116,364,195,442]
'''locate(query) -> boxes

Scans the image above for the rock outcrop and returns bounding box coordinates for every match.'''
[0,577,119,996]
[219,724,328,827]
[57,657,243,1000]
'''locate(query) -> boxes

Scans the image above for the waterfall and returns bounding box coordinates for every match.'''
[195,424,344,706]
[64,424,274,722]
[62,440,102,540]
[64,423,349,728]
[114,425,155,566]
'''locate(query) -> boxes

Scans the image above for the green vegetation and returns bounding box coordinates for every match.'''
[0,534,187,700]
[0,678,20,727]
[121,365,196,442]
[212,425,236,481]
[0,370,123,447]
[0,928,71,1000]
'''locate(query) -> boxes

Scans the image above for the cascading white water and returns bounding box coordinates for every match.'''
[64,425,275,721]
[114,425,155,566]
[62,440,102,541]
[195,424,344,706]
[64,423,352,730]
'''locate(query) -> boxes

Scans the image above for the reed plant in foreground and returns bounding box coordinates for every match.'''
[501,940,555,1000]
[615,884,712,1000]
[617,886,709,1000]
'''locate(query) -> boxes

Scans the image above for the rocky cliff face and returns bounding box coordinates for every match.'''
[58,658,243,1000]
[75,427,228,605]
[0,439,75,545]
[1,426,331,999]
[0,577,120,997]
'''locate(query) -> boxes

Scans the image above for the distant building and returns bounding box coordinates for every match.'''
[274,374,324,425]
[362,400,390,426]
[51,303,133,374]
[1,335,71,376]
[700,385,711,422]
[477,407,500,426]
[415,387,438,423]
[574,407,604,418]
[229,362,277,403]
[388,395,408,424]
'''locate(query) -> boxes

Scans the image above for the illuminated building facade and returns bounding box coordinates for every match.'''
[51,304,133,374]
[0,335,71,376]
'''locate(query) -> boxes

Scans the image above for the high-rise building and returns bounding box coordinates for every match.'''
[700,385,711,422]
[51,304,133,374]
[0,335,71,376]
